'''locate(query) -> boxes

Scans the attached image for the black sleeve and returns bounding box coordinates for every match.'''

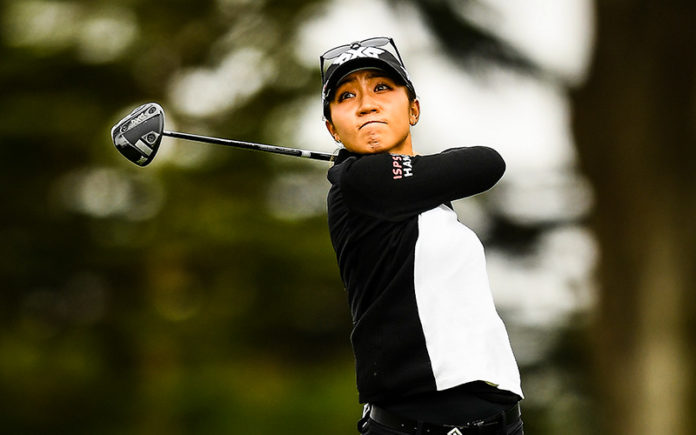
[334,146,505,221]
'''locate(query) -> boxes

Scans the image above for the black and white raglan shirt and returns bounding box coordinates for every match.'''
[327,146,523,405]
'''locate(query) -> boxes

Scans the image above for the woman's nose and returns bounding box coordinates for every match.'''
[357,93,379,115]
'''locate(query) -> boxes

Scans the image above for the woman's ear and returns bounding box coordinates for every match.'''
[325,119,341,143]
[409,98,421,126]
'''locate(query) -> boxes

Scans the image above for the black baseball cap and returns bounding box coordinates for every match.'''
[320,37,416,119]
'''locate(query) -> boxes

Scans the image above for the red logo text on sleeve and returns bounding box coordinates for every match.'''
[392,155,413,180]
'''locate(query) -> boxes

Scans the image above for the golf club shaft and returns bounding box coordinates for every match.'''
[162,130,334,161]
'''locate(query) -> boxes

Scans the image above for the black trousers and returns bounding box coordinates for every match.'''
[362,417,524,434]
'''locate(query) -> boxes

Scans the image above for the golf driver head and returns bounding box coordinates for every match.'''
[111,102,165,166]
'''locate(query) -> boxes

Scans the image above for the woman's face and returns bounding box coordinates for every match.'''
[325,69,419,155]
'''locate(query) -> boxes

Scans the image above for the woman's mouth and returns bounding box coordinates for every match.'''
[360,120,386,129]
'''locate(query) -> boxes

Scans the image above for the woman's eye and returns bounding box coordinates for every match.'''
[375,83,392,91]
[337,91,354,102]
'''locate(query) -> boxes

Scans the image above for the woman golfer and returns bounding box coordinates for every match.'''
[321,37,524,434]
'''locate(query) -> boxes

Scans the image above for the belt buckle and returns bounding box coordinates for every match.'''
[445,417,485,435]
[463,419,487,430]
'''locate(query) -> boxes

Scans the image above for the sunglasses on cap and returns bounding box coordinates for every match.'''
[320,37,407,85]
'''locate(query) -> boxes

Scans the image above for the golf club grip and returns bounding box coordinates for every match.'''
[162,130,334,162]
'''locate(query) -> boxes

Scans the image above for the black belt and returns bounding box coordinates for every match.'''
[368,402,521,435]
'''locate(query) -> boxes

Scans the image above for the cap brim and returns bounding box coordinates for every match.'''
[324,57,408,99]
[334,65,389,89]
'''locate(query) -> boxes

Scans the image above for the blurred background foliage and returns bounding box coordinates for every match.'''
[1,0,693,434]
[2,1,356,433]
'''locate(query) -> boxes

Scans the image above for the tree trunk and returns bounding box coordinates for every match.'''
[571,1,696,434]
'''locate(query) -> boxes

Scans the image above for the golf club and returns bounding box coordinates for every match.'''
[111,102,334,166]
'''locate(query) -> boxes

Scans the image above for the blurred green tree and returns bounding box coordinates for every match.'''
[0,0,358,433]
[572,2,696,434]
